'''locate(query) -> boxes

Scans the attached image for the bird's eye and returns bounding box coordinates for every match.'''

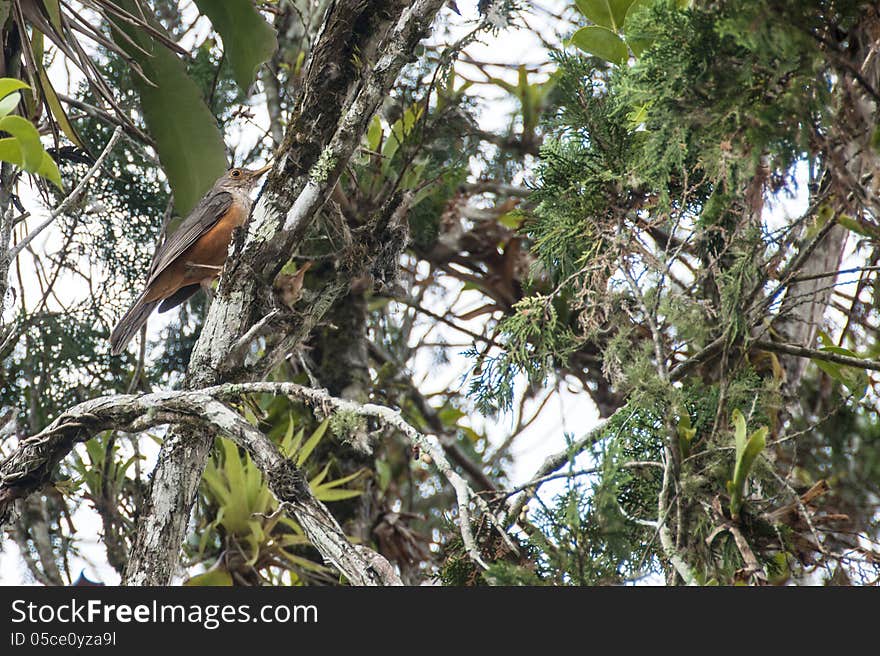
[231,169,241,177]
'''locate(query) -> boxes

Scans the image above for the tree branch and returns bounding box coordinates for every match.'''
[1,379,518,576]
[0,386,402,585]
[752,339,880,372]
[505,406,631,526]
[8,126,122,260]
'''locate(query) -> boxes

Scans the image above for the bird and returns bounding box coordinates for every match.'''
[109,164,272,355]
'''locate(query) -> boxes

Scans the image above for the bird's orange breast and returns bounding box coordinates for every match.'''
[143,203,246,303]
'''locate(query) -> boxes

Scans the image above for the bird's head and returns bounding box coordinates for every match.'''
[218,164,272,191]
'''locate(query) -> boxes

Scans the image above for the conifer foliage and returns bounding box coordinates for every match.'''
[483,0,880,584]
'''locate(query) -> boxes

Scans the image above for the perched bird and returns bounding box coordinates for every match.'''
[109,165,271,355]
[273,260,313,308]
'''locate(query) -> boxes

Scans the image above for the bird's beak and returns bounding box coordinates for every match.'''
[251,163,272,177]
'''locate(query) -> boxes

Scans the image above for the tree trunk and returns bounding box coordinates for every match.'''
[123,0,444,585]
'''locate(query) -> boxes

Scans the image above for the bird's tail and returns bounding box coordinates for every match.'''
[109,294,160,355]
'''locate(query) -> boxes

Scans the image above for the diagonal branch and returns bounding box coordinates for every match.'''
[1,380,517,576]
[752,339,880,372]
[0,386,402,585]
[8,127,123,259]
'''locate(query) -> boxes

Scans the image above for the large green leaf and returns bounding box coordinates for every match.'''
[0,115,45,170]
[727,409,767,519]
[0,78,29,101]
[109,1,228,215]
[296,418,330,466]
[0,127,64,190]
[193,0,278,92]
[575,0,636,31]
[31,30,85,150]
[0,92,20,119]
[571,26,629,65]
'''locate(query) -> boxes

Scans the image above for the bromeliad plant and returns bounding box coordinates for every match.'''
[190,415,365,586]
[727,409,767,520]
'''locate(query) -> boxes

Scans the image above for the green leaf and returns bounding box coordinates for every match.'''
[275,534,310,548]
[40,0,64,33]
[739,429,767,486]
[437,404,466,426]
[220,438,246,497]
[109,1,228,215]
[459,426,482,443]
[0,115,43,170]
[375,459,391,491]
[184,569,233,586]
[366,115,383,152]
[813,331,869,397]
[498,211,523,229]
[279,413,296,456]
[296,418,330,466]
[0,78,30,101]
[731,408,747,463]
[575,0,635,31]
[677,413,696,459]
[192,0,278,92]
[382,104,424,170]
[623,0,655,56]
[837,214,880,239]
[727,409,767,519]
[287,427,305,458]
[0,137,61,189]
[314,488,362,502]
[309,463,332,488]
[571,26,629,65]
[626,102,649,128]
[278,549,329,572]
[0,92,20,119]
[201,466,231,505]
[32,30,85,150]
[315,468,363,490]
[37,149,62,189]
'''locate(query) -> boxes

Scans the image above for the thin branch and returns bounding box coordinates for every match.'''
[505,406,631,526]
[753,339,880,372]
[9,127,122,259]
[502,460,662,497]
[0,386,401,586]
[0,379,518,574]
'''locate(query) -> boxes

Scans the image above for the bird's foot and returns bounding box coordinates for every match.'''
[186,261,224,271]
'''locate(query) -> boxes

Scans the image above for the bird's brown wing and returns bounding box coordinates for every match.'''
[144,190,233,289]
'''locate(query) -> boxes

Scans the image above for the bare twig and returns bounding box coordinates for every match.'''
[9,127,122,259]
[753,339,880,372]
